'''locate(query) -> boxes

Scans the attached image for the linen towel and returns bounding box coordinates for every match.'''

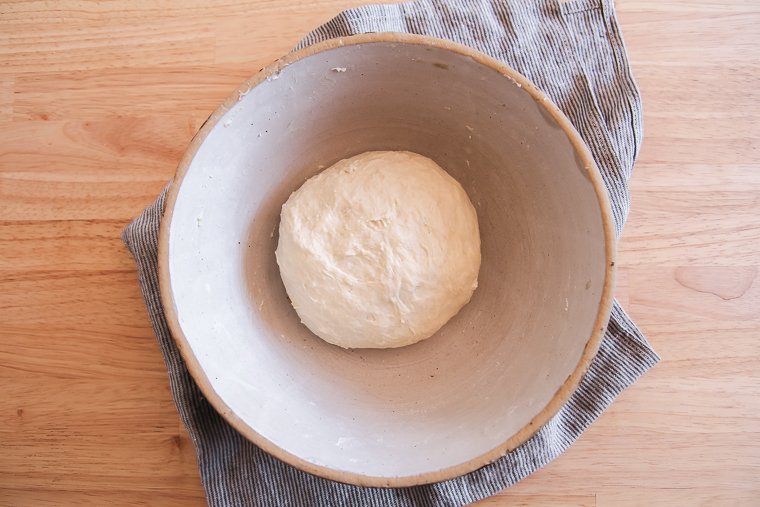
[122,1,659,505]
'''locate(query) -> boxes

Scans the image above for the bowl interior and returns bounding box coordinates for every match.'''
[163,36,611,485]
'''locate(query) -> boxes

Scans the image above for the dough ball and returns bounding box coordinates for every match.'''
[275,151,481,349]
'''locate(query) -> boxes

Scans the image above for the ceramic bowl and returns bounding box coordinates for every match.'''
[159,33,615,487]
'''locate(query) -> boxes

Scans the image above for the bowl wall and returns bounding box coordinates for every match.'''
[160,34,614,486]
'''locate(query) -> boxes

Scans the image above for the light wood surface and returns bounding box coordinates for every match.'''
[1,1,758,505]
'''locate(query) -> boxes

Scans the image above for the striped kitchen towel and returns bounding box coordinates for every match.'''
[122,0,659,505]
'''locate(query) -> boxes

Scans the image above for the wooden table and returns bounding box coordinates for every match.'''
[2,1,758,505]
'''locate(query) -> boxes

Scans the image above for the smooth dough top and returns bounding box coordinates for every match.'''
[275,151,481,349]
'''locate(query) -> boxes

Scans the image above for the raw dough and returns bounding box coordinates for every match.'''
[276,151,481,349]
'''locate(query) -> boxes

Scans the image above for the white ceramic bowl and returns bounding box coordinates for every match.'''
[159,33,615,487]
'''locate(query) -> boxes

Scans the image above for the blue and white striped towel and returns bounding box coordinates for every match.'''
[123,1,659,505]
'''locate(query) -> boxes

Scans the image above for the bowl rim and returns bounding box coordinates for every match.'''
[157,32,617,488]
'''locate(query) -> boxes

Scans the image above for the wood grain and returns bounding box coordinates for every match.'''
[1,0,759,505]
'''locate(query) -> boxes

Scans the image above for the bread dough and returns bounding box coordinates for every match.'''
[276,151,481,349]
